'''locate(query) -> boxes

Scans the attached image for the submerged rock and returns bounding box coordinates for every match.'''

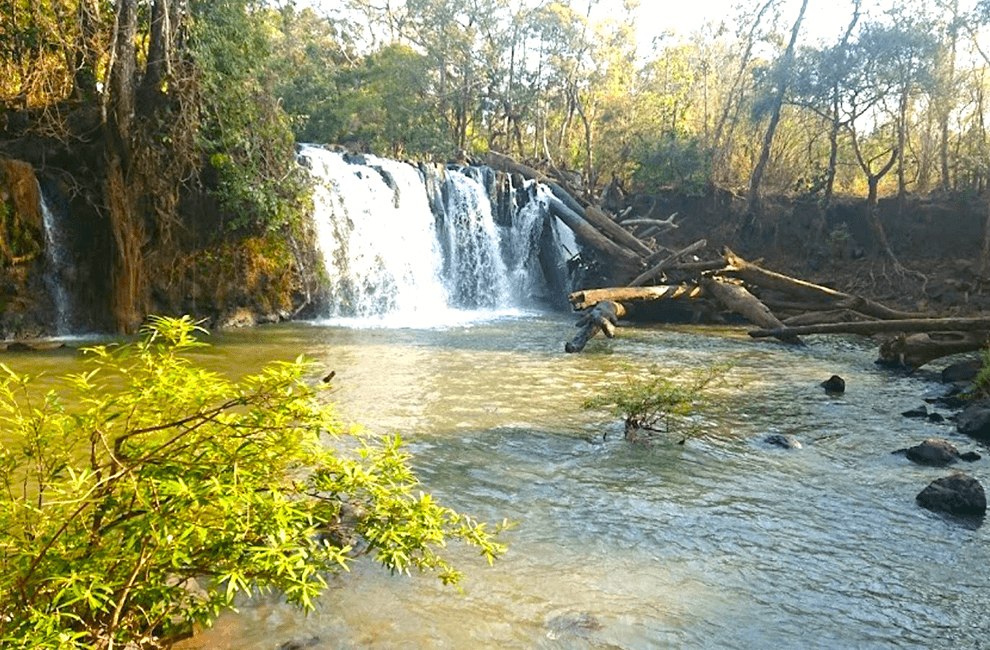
[927,385,969,410]
[916,473,986,517]
[277,638,320,650]
[902,405,928,418]
[764,434,802,449]
[546,612,604,640]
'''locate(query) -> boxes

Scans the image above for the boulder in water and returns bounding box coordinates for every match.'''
[916,473,986,517]
[956,402,990,441]
[942,360,981,384]
[899,438,962,466]
[820,375,845,394]
[902,405,928,418]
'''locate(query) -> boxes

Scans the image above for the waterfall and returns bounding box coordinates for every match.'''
[39,186,74,336]
[299,145,575,327]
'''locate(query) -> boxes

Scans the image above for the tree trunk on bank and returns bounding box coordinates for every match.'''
[744,0,808,226]
[719,248,922,319]
[483,151,653,258]
[879,331,986,370]
[105,0,147,333]
[749,317,990,338]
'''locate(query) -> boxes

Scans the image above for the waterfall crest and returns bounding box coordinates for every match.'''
[299,145,574,327]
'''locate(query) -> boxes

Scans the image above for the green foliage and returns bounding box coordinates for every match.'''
[333,43,448,156]
[584,362,734,442]
[632,132,709,193]
[966,345,990,400]
[0,316,505,650]
[268,5,351,145]
[189,0,309,232]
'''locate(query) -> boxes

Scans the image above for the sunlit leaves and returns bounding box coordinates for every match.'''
[0,316,504,650]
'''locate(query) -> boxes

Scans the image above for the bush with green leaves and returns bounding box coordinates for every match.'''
[0,316,505,650]
[966,344,990,400]
[584,363,733,442]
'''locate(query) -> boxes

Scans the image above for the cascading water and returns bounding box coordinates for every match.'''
[39,189,73,335]
[436,169,510,309]
[299,145,575,326]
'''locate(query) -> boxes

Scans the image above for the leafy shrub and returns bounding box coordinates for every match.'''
[966,344,990,400]
[0,316,504,650]
[584,363,733,442]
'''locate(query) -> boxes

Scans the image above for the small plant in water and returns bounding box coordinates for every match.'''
[966,343,990,399]
[0,316,506,650]
[584,362,733,443]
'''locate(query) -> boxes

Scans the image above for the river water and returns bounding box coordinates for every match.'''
[143,314,989,650]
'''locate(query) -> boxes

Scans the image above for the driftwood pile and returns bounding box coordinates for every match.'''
[481,151,990,370]
[567,246,990,369]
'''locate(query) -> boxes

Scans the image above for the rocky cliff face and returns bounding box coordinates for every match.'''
[0,133,328,339]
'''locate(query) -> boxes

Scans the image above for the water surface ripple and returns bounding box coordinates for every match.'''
[156,316,990,650]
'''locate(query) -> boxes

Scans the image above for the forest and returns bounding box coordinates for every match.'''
[4,0,990,332]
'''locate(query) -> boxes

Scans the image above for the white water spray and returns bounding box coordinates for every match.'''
[40,192,72,335]
[300,145,573,327]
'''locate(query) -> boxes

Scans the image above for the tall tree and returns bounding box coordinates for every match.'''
[745,0,809,226]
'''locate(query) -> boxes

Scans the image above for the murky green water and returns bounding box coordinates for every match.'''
[9,315,988,649]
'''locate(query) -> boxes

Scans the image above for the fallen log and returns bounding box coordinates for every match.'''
[584,205,654,257]
[630,239,708,287]
[750,317,990,338]
[569,284,703,311]
[719,248,924,320]
[546,195,642,267]
[878,331,988,370]
[484,151,653,258]
[565,300,628,353]
[781,309,879,327]
[702,277,801,344]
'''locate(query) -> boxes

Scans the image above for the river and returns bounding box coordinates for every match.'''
[104,313,990,650]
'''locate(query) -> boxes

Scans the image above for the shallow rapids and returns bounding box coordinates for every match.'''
[156,315,990,650]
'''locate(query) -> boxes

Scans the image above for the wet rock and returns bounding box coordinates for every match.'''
[4,341,36,352]
[546,612,604,640]
[928,412,945,423]
[901,438,962,466]
[820,375,845,394]
[956,402,990,441]
[916,473,986,517]
[960,451,982,462]
[942,360,981,384]
[902,405,928,419]
[276,638,320,650]
[764,434,802,449]
[927,385,968,410]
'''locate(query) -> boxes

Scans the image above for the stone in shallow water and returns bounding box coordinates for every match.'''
[764,434,802,449]
[956,402,990,441]
[916,473,986,517]
[903,438,960,467]
[820,375,845,393]
[545,612,604,640]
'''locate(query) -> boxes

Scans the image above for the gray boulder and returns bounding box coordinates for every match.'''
[942,360,981,384]
[956,402,990,441]
[903,438,962,466]
[916,473,986,517]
